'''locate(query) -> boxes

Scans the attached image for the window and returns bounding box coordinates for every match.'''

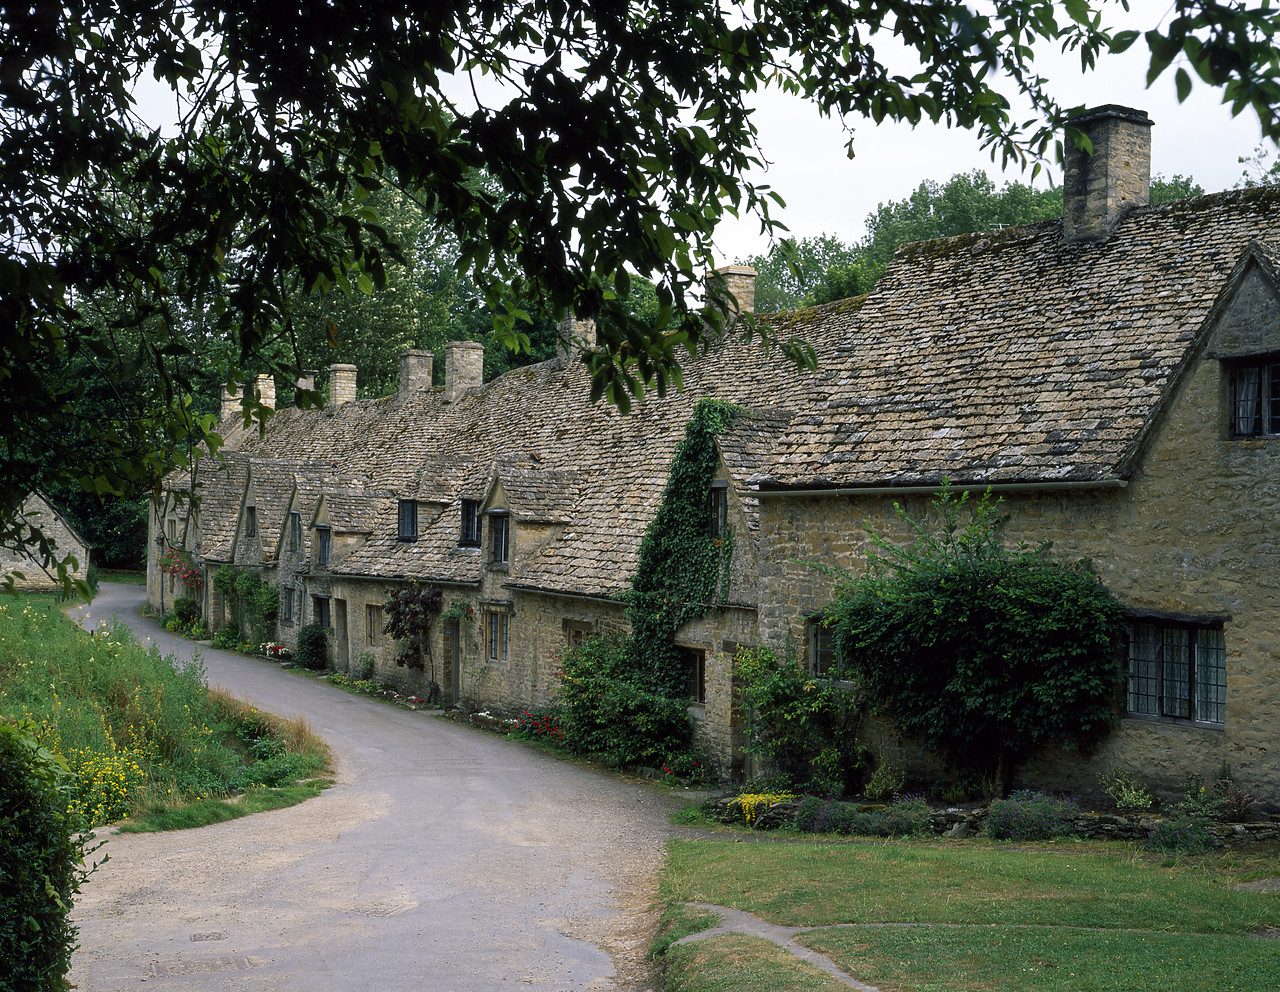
[1230,357,1280,437]
[397,500,418,541]
[166,518,176,543]
[313,595,332,629]
[460,499,481,546]
[1128,621,1226,726]
[288,511,302,551]
[315,526,331,567]
[490,514,509,564]
[487,611,509,661]
[244,505,257,538]
[564,619,592,648]
[709,482,728,538]
[281,586,295,624]
[366,604,383,647]
[810,621,844,678]
[682,648,706,704]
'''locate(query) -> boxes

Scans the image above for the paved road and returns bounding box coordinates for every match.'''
[67,584,681,992]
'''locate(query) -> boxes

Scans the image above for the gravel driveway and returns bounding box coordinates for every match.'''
[67,584,682,992]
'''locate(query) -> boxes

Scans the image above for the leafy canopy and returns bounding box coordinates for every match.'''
[6,0,1280,586]
[824,485,1126,795]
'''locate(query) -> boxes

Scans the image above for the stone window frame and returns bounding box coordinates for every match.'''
[808,617,846,680]
[312,594,332,630]
[397,499,418,542]
[563,618,593,649]
[314,525,331,567]
[487,610,509,662]
[166,517,177,543]
[489,512,510,565]
[366,603,383,647]
[680,646,706,706]
[1227,354,1280,438]
[244,504,257,539]
[1126,615,1226,728]
[281,586,295,625]
[460,499,482,547]
[287,511,302,552]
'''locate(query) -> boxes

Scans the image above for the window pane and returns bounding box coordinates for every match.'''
[812,625,836,677]
[1127,623,1159,716]
[1233,365,1262,436]
[1196,628,1226,724]
[1269,362,1280,435]
[1161,628,1191,719]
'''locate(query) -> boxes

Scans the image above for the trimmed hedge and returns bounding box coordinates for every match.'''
[1,720,97,991]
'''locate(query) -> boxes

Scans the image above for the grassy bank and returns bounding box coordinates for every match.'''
[0,599,330,831]
[657,836,1280,992]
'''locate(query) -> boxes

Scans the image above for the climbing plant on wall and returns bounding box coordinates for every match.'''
[384,583,443,674]
[627,398,739,698]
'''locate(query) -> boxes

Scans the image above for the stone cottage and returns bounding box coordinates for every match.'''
[152,106,1280,795]
[1,492,91,591]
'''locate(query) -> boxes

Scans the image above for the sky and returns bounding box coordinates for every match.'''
[712,0,1269,265]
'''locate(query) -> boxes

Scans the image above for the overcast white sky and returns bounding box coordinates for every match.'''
[713,0,1269,265]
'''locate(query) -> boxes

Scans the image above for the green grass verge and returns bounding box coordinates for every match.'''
[661,838,1279,933]
[656,838,1280,992]
[799,925,1280,992]
[662,934,850,991]
[99,570,146,585]
[119,778,335,832]
[649,905,723,960]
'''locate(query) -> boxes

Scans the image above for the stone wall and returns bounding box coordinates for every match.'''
[0,494,91,591]
[757,341,1280,799]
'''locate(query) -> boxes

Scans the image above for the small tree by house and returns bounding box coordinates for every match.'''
[825,484,1125,797]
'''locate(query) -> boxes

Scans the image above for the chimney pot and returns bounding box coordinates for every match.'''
[444,341,484,402]
[329,363,358,406]
[399,349,435,399]
[1063,105,1153,244]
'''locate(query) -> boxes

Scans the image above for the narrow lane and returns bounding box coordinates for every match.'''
[67,584,677,992]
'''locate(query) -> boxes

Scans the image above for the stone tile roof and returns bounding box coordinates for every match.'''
[194,453,248,562]
[753,187,1280,489]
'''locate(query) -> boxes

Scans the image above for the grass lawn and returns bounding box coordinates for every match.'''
[657,837,1280,992]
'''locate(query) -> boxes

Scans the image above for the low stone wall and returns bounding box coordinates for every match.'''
[707,796,1280,847]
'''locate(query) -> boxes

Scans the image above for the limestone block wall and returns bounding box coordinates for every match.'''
[676,607,759,779]
[756,349,1280,799]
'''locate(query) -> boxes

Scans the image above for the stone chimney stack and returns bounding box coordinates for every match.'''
[556,317,597,364]
[711,265,757,317]
[399,349,435,399]
[295,369,318,407]
[329,363,358,406]
[444,340,484,403]
[220,382,240,422]
[1063,105,1153,244]
[254,373,276,411]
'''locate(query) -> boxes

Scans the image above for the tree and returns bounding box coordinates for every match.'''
[6,1,1280,586]
[825,486,1125,797]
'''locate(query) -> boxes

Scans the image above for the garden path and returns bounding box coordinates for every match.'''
[65,583,679,992]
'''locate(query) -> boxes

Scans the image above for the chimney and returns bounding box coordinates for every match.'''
[329,363,357,406]
[556,317,597,363]
[295,369,318,407]
[220,382,241,422]
[711,265,757,317]
[1063,105,1153,244]
[254,373,275,411]
[444,340,484,403]
[399,349,435,399]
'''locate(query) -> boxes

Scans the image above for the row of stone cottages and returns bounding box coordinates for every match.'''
[150,107,1280,797]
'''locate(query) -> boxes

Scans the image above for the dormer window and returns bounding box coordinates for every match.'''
[315,525,331,567]
[490,514,509,564]
[1230,357,1280,437]
[709,481,728,538]
[460,499,481,547]
[288,511,302,551]
[397,500,418,542]
[244,504,257,538]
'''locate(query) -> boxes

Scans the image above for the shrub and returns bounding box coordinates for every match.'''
[296,624,329,671]
[173,596,197,625]
[1142,818,1215,854]
[0,720,95,991]
[211,625,239,651]
[1098,767,1155,811]
[791,795,932,837]
[792,795,856,834]
[985,790,1080,840]
[734,645,866,797]
[863,760,905,801]
[514,709,565,745]
[556,634,695,769]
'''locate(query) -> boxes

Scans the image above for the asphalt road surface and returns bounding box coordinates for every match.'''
[66,584,682,992]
